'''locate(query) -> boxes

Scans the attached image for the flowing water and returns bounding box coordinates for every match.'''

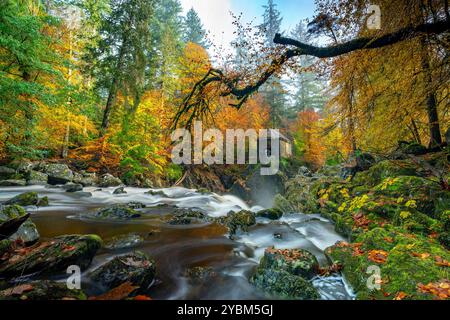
[0,185,354,300]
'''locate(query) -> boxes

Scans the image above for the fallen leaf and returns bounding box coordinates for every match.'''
[418,280,450,299]
[89,282,139,300]
[394,292,407,300]
[2,284,34,296]
[134,295,152,300]
[368,250,388,264]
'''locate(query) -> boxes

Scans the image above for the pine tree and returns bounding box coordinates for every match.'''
[259,0,285,127]
[288,21,327,117]
[183,8,208,48]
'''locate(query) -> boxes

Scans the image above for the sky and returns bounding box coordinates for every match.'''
[179,0,317,52]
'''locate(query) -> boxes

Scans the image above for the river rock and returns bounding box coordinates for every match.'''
[0,205,30,240]
[185,266,216,282]
[256,208,283,220]
[0,166,15,180]
[99,174,122,187]
[74,172,98,187]
[258,247,319,279]
[9,160,35,173]
[91,205,141,220]
[104,233,144,250]
[221,210,256,235]
[26,170,48,185]
[0,234,102,277]
[250,268,320,300]
[113,186,126,194]
[9,219,40,245]
[0,179,27,187]
[127,202,146,209]
[146,189,166,196]
[4,192,39,206]
[44,164,74,185]
[37,196,49,207]
[0,281,86,300]
[89,251,156,290]
[63,183,83,192]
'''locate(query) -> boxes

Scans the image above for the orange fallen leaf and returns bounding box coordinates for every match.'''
[394,292,407,300]
[368,250,388,264]
[89,282,139,300]
[412,252,430,260]
[434,256,450,267]
[418,280,450,299]
[134,295,152,301]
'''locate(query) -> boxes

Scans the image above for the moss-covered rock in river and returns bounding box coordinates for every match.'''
[259,247,319,279]
[0,234,102,278]
[0,281,86,300]
[256,208,283,220]
[250,247,320,300]
[104,233,145,250]
[220,210,256,235]
[250,268,320,300]
[9,219,40,245]
[89,251,156,291]
[325,227,450,300]
[44,163,74,185]
[4,192,39,206]
[90,204,141,220]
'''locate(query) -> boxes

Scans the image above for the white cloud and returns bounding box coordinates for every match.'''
[179,0,235,54]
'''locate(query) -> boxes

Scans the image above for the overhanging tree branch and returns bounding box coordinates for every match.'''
[173,19,450,129]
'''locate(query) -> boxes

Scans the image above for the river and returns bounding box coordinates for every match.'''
[0,185,354,300]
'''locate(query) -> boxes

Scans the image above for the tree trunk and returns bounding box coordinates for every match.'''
[421,38,442,148]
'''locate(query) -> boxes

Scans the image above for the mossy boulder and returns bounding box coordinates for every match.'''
[0,204,27,221]
[37,196,49,207]
[220,210,256,235]
[62,183,83,192]
[0,234,102,278]
[4,192,39,206]
[256,208,283,220]
[0,180,27,186]
[0,166,16,180]
[89,251,156,291]
[113,186,126,194]
[99,173,122,187]
[352,160,418,187]
[44,163,74,185]
[250,269,320,300]
[325,227,450,300]
[0,281,86,300]
[259,247,319,279]
[90,205,141,220]
[26,170,48,185]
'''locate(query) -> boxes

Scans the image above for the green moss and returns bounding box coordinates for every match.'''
[256,208,283,220]
[0,205,26,221]
[326,227,450,300]
[352,160,418,187]
[4,192,39,206]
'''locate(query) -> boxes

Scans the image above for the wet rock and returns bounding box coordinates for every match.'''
[127,202,146,209]
[99,174,122,187]
[105,233,144,250]
[74,172,98,187]
[146,189,166,196]
[63,183,83,192]
[0,166,16,180]
[90,205,141,220]
[4,192,39,206]
[37,196,49,207]
[89,252,156,290]
[251,269,320,300]
[0,281,86,300]
[168,209,209,225]
[9,160,35,173]
[26,170,48,185]
[259,247,319,279]
[0,180,27,187]
[256,208,283,220]
[185,266,216,282]
[0,234,102,277]
[113,186,126,194]
[44,164,74,185]
[221,210,256,235]
[0,205,30,240]
[9,219,40,245]
[273,194,295,214]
